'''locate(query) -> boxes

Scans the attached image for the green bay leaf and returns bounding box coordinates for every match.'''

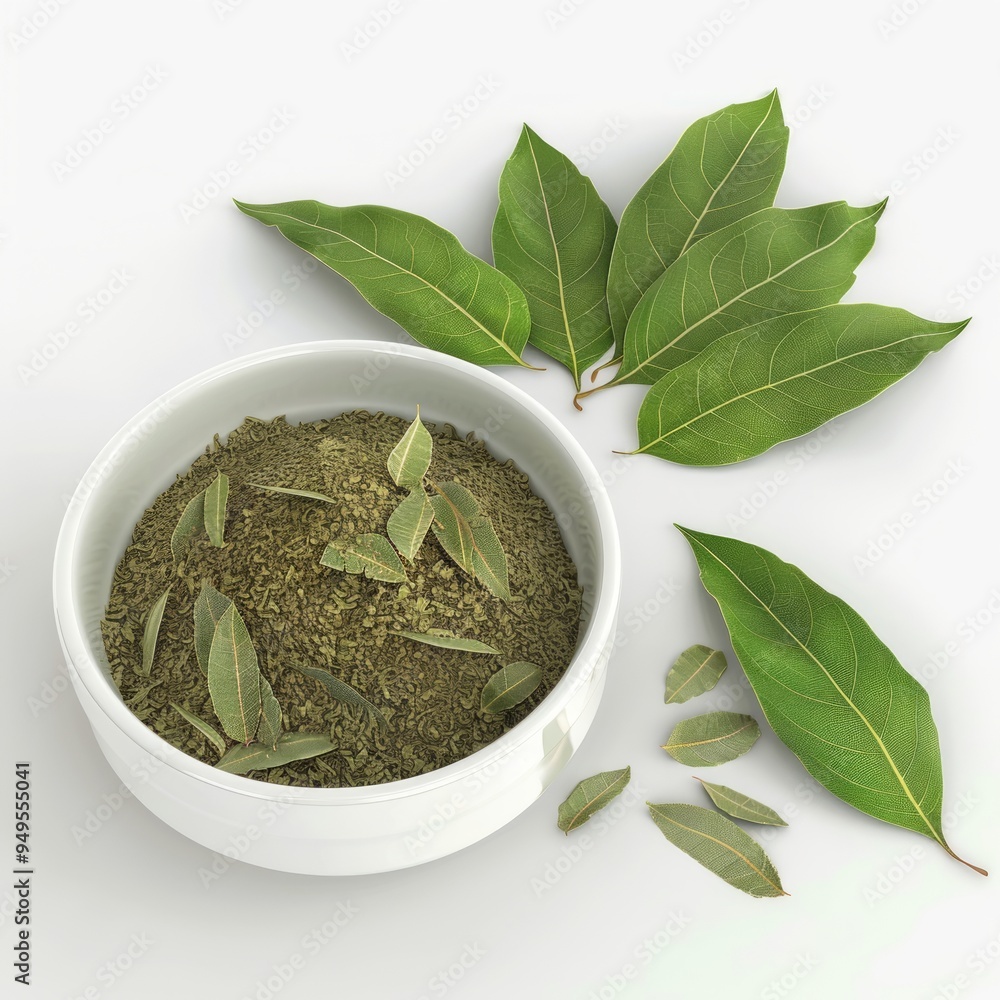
[665,645,727,704]
[481,661,542,714]
[492,124,617,388]
[193,581,232,677]
[389,630,501,654]
[387,408,433,489]
[633,305,968,465]
[557,766,631,834]
[678,525,987,875]
[694,778,788,827]
[387,486,434,561]
[648,802,788,897]
[584,200,884,399]
[204,472,229,547]
[169,701,226,755]
[292,663,388,731]
[662,711,760,766]
[170,489,206,564]
[140,586,171,677]
[217,732,336,775]
[606,91,788,363]
[235,200,535,368]
[207,602,262,745]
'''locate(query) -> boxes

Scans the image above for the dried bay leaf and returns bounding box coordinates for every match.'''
[292,663,388,732]
[632,305,969,465]
[430,482,510,601]
[140,586,171,677]
[204,471,229,546]
[492,124,617,388]
[387,407,432,489]
[678,525,987,875]
[665,645,727,704]
[193,581,232,677]
[249,483,338,503]
[386,487,434,562]
[662,711,760,766]
[648,802,788,898]
[217,732,337,775]
[170,489,205,563]
[207,602,262,745]
[557,766,631,833]
[257,676,283,750]
[321,534,407,584]
[428,484,476,573]
[235,200,536,368]
[389,630,501,654]
[606,91,788,365]
[481,662,542,714]
[694,778,787,827]
[169,701,226,755]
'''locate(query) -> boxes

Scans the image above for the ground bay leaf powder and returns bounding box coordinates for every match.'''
[101,411,583,787]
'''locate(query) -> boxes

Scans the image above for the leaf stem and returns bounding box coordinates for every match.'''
[942,844,989,877]
[573,378,616,410]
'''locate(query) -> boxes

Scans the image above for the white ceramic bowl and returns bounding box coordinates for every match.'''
[53,341,620,875]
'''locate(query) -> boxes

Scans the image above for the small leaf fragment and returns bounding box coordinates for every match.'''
[648,802,788,898]
[387,407,433,489]
[193,581,232,677]
[557,766,631,834]
[481,662,542,714]
[389,630,502,655]
[665,645,727,704]
[249,483,338,503]
[321,534,407,584]
[207,602,262,744]
[662,711,760,766]
[694,778,788,827]
[386,486,434,562]
[169,701,226,755]
[170,490,206,563]
[217,732,337,774]
[140,586,171,677]
[292,663,388,731]
[256,676,283,750]
[204,472,229,547]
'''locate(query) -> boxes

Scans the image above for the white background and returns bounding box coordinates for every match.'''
[4,0,1000,997]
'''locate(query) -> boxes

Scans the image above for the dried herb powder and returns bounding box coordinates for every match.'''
[101,411,583,787]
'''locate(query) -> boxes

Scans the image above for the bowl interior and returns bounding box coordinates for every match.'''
[57,341,617,792]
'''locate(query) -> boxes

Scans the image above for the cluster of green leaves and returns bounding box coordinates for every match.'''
[553,530,986,896]
[318,408,511,600]
[236,91,967,467]
[649,641,789,896]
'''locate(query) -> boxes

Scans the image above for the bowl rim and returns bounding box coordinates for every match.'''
[53,340,621,805]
